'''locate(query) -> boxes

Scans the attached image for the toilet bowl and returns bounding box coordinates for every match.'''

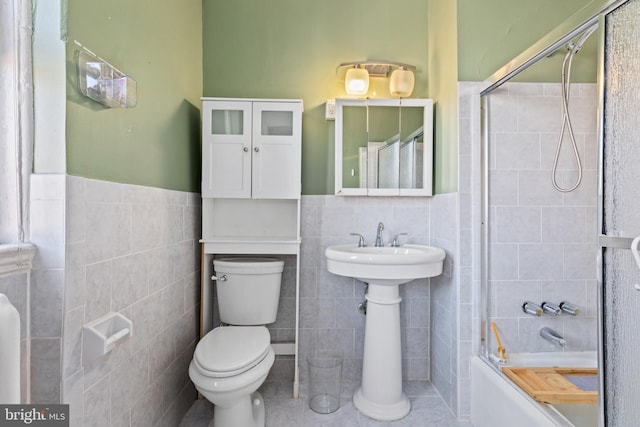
[190,326,274,427]
[189,257,284,427]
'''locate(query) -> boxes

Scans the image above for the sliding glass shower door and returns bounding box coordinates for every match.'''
[602,0,640,425]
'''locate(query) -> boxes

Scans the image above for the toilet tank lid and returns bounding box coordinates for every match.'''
[213,257,284,274]
[194,326,271,374]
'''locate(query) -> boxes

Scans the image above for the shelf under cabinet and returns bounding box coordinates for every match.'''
[200,238,301,254]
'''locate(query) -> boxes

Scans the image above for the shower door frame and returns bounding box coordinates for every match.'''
[598,1,640,424]
[477,2,630,427]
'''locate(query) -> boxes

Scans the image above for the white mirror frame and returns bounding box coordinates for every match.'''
[334,98,433,196]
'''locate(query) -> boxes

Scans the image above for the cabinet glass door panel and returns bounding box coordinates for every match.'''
[202,101,252,198]
[211,109,244,135]
[261,111,293,136]
[252,102,302,199]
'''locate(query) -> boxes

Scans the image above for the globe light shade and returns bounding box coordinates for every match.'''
[389,68,415,97]
[345,67,370,96]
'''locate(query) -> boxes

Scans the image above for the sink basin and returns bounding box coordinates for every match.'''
[325,244,446,284]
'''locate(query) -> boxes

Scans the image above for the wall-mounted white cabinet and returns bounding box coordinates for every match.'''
[202,99,302,199]
[200,97,303,398]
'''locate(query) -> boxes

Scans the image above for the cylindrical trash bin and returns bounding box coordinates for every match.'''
[307,357,342,414]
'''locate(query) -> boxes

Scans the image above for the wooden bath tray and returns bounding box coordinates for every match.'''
[502,367,598,404]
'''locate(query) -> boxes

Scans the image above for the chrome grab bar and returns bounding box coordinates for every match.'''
[599,234,635,249]
[599,234,640,290]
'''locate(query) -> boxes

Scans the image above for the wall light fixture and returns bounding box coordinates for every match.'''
[338,60,416,97]
[345,66,370,96]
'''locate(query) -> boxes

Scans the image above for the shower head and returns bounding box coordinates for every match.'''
[567,24,598,54]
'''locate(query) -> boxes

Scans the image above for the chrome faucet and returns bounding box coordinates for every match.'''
[540,327,566,349]
[375,222,384,247]
[350,232,367,247]
[390,232,408,247]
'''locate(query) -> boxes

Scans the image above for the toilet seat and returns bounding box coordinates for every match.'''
[193,326,271,378]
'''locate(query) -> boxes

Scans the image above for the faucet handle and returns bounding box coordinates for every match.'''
[390,232,408,247]
[350,233,367,247]
[559,301,580,316]
[522,301,543,316]
[541,302,561,315]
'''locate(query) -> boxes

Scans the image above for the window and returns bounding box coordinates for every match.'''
[0,0,35,274]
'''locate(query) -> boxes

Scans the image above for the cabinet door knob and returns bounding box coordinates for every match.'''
[243,146,249,152]
[254,146,260,152]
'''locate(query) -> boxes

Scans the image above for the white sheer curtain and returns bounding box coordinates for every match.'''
[0,0,33,243]
[0,0,35,273]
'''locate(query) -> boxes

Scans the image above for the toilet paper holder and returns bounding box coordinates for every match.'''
[83,312,133,365]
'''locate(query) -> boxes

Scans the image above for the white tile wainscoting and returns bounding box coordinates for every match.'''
[29,174,202,426]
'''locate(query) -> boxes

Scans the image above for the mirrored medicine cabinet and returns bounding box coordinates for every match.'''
[334,98,433,196]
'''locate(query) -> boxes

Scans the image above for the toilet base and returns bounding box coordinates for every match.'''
[210,391,265,427]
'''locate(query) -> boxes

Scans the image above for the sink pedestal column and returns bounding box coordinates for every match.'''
[353,282,410,421]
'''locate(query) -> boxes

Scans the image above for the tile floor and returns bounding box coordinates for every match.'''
[179,381,474,427]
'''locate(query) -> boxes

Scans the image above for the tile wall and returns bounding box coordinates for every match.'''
[455,80,599,420]
[458,81,486,419]
[286,195,460,410]
[29,174,202,426]
[30,174,67,403]
[422,82,480,417]
[429,193,460,415]
[484,82,599,354]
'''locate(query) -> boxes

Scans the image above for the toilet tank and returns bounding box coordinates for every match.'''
[213,257,284,325]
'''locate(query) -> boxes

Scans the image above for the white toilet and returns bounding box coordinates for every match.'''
[189,257,284,427]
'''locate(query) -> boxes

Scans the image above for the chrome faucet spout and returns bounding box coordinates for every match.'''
[539,327,566,349]
[375,222,384,247]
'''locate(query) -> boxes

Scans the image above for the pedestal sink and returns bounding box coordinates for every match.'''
[325,244,446,421]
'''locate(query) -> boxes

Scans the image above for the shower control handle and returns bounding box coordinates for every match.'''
[559,301,580,316]
[522,301,542,316]
[542,302,561,315]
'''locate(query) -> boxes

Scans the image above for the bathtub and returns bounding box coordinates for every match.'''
[471,352,599,427]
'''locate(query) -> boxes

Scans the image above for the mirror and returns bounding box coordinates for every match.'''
[335,98,433,196]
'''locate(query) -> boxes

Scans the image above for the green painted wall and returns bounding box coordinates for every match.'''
[65,0,202,192]
[202,0,429,195]
[428,0,458,194]
[62,0,602,194]
[457,0,598,82]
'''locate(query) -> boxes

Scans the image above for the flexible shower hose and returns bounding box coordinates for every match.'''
[552,45,584,193]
